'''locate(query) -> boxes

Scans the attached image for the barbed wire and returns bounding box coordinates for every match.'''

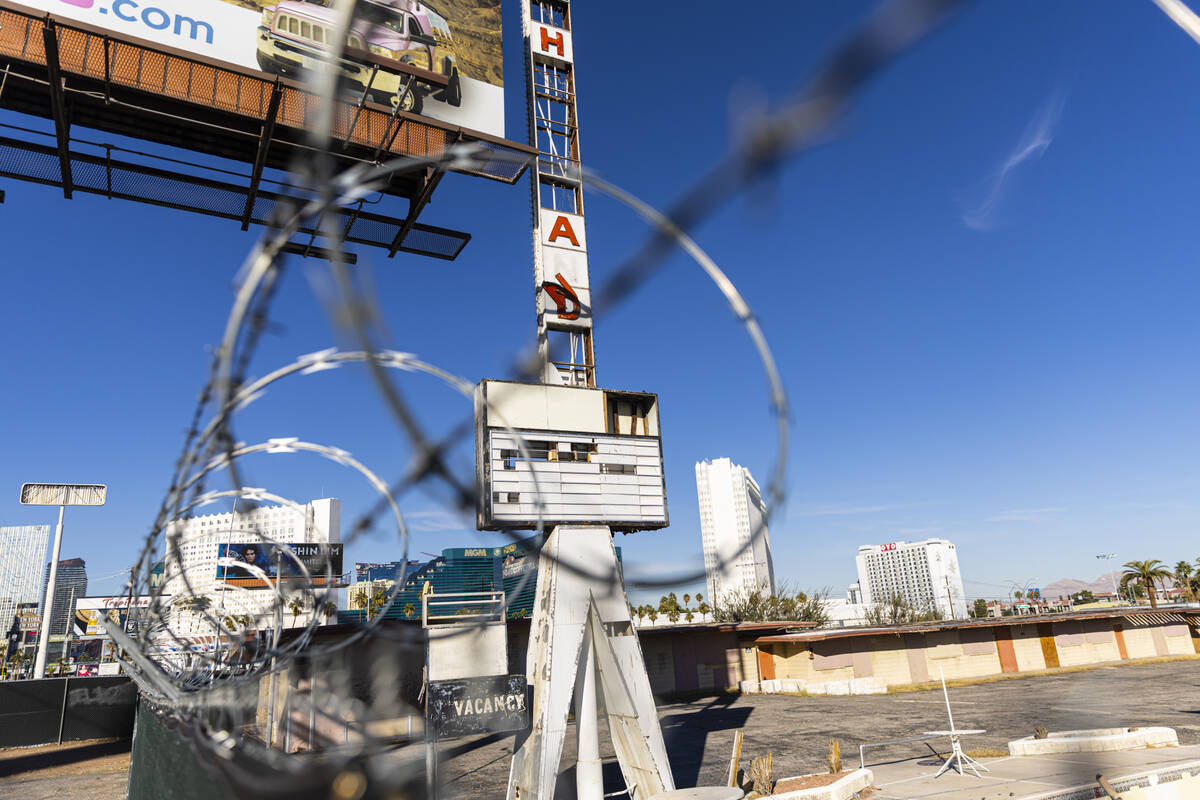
[102,0,970,795]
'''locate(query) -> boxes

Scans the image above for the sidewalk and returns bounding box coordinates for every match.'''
[870,744,1200,799]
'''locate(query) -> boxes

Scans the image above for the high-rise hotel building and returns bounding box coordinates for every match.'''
[0,525,49,632]
[696,458,775,605]
[855,538,967,619]
[161,498,340,636]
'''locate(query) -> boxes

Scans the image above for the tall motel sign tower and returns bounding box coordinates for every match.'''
[472,2,677,799]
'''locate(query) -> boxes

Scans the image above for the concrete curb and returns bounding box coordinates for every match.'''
[769,768,873,800]
[1009,727,1179,756]
[1016,758,1200,800]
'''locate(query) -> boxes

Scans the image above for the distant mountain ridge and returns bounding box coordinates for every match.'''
[1041,572,1123,600]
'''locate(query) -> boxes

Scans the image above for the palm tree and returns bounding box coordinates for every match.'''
[320,600,338,622]
[288,597,303,624]
[369,586,389,618]
[175,594,212,616]
[1174,561,1194,602]
[402,603,416,619]
[1121,560,1173,609]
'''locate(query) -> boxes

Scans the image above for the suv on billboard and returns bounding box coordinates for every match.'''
[256,0,463,115]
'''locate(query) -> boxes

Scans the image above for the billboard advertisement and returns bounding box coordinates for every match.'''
[355,560,414,582]
[15,603,40,632]
[218,542,344,585]
[17,0,504,136]
[73,596,152,638]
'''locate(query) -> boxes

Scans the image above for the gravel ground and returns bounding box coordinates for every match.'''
[0,738,130,799]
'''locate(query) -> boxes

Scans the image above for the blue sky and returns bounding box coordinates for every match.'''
[3,0,1200,606]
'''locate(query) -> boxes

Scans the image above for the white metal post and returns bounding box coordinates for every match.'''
[939,666,954,731]
[574,622,602,800]
[34,504,66,679]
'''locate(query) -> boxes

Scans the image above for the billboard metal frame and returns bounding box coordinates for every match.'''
[0,1,535,259]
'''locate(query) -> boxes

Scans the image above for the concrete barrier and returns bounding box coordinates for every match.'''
[771,768,873,800]
[805,678,887,696]
[755,676,887,696]
[1009,727,1179,756]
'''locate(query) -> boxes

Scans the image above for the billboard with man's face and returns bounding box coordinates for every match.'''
[218,542,344,586]
[15,0,504,137]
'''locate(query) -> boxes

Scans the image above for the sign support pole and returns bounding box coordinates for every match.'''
[34,503,66,679]
[574,619,602,799]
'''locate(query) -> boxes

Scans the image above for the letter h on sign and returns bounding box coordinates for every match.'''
[534,24,572,63]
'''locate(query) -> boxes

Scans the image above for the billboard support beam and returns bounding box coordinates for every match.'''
[35,503,67,679]
[389,166,446,257]
[40,22,72,199]
[241,80,283,231]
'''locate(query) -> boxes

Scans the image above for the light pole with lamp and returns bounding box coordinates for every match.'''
[1007,578,1036,615]
[1096,554,1120,605]
[20,483,106,679]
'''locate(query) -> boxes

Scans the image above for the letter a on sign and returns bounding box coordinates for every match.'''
[548,216,579,247]
[539,209,586,251]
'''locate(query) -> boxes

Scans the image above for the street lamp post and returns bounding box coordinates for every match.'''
[1096,554,1120,605]
[20,483,106,679]
[1007,578,1036,615]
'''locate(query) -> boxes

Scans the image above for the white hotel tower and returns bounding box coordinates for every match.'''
[696,458,775,605]
[0,525,50,630]
[855,538,967,619]
[162,498,340,636]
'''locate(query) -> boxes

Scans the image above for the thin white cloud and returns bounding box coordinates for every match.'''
[897,526,942,535]
[984,506,1065,523]
[792,503,910,518]
[403,509,472,532]
[623,557,706,586]
[962,90,1066,230]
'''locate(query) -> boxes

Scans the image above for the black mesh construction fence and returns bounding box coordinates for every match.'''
[0,676,136,748]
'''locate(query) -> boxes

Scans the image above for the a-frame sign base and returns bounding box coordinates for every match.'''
[507,525,675,800]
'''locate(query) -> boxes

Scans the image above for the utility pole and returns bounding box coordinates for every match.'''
[61,586,76,672]
[1097,553,1120,604]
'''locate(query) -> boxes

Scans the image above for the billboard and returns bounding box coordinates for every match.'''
[218,542,344,586]
[19,483,106,506]
[15,603,40,633]
[354,560,417,582]
[73,596,152,638]
[17,0,504,137]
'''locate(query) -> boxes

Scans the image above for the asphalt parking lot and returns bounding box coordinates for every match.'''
[438,658,1200,798]
[3,658,1197,798]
